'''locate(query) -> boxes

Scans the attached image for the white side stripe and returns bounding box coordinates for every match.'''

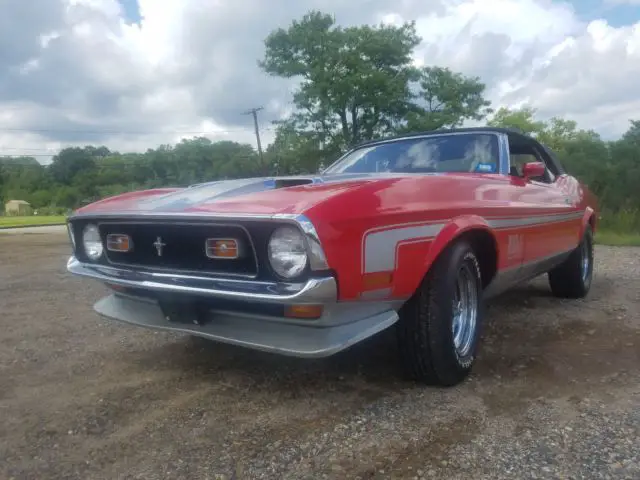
[361,210,585,274]
[363,223,445,273]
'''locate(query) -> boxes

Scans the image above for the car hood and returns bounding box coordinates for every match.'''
[75,173,414,217]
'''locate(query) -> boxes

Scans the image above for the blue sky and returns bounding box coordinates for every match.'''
[117,0,141,24]
[568,0,640,26]
[113,0,640,27]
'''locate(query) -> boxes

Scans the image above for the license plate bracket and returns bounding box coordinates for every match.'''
[158,297,208,326]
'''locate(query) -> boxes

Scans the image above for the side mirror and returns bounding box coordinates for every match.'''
[522,162,545,181]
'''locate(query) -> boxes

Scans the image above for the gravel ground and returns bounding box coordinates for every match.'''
[1,231,638,480]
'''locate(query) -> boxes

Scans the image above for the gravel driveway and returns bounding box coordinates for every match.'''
[1,231,638,479]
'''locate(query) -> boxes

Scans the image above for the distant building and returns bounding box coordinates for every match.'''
[5,200,32,216]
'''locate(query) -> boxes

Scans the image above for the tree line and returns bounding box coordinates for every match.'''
[1,11,639,231]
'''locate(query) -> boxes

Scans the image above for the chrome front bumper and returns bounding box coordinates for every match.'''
[67,256,401,357]
[66,256,336,304]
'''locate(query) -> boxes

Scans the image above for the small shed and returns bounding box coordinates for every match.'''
[5,200,32,216]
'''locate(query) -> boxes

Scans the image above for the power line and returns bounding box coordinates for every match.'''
[242,107,265,165]
[0,126,277,135]
[0,147,59,152]
[0,154,263,164]
[0,154,55,158]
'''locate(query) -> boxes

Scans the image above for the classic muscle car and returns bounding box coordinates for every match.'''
[66,127,598,386]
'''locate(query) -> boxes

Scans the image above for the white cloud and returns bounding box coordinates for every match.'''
[1,0,640,164]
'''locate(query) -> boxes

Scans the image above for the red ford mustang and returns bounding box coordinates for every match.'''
[66,127,598,386]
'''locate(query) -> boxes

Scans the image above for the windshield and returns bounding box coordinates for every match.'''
[323,133,500,175]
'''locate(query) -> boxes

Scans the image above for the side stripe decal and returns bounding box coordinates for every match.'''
[362,210,585,274]
[363,223,445,273]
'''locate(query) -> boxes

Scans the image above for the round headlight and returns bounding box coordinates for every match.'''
[268,226,308,279]
[82,224,103,260]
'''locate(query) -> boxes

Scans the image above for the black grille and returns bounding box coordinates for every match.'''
[97,222,258,277]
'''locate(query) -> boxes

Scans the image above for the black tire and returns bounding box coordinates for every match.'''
[548,225,594,299]
[396,239,484,387]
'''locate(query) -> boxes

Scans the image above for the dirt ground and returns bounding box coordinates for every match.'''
[1,231,639,480]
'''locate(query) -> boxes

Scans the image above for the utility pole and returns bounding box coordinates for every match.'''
[242,106,264,166]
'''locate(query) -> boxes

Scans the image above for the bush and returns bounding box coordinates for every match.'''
[599,209,640,233]
[36,206,71,216]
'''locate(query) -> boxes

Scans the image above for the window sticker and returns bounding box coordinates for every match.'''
[475,162,496,173]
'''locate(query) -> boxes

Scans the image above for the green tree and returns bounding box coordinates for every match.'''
[260,10,420,148]
[487,106,547,135]
[266,122,335,174]
[48,147,104,185]
[605,121,640,210]
[405,66,493,131]
[621,120,640,144]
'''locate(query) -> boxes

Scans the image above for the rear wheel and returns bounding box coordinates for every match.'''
[548,225,594,298]
[396,239,484,387]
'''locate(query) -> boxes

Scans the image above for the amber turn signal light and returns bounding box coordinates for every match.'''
[205,238,239,259]
[362,271,393,290]
[105,283,127,292]
[284,304,324,320]
[106,234,132,252]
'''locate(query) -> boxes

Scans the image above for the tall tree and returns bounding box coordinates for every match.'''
[487,106,547,135]
[48,147,104,185]
[260,11,420,148]
[621,119,640,144]
[405,66,493,131]
[266,122,336,174]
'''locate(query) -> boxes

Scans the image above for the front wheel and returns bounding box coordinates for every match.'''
[548,225,594,299]
[396,239,484,387]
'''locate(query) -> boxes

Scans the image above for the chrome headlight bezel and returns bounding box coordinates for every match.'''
[267,225,309,280]
[67,221,76,251]
[82,223,104,261]
[295,215,329,271]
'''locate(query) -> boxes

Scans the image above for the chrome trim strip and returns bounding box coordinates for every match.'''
[295,214,329,271]
[483,247,574,299]
[497,132,510,175]
[70,209,584,223]
[69,211,300,221]
[486,211,583,229]
[322,131,505,174]
[66,256,337,304]
[66,221,76,251]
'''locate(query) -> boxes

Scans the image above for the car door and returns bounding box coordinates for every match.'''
[508,143,578,268]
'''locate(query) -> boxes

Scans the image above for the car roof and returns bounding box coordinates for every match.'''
[353,126,536,149]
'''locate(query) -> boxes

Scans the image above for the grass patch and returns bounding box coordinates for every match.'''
[594,209,640,246]
[0,216,67,228]
[595,230,640,247]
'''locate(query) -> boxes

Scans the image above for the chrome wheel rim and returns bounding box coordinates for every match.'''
[451,263,478,358]
[581,237,591,283]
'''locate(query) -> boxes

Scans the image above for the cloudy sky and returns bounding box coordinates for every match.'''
[1,0,639,164]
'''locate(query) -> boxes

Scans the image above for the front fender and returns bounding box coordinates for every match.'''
[581,206,595,236]
[392,215,496,299]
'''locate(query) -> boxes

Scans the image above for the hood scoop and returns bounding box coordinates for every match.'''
[273,177,319,189]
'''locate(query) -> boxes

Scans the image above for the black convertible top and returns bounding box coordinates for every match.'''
[354,126,534,148]
[350,126,567,176]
